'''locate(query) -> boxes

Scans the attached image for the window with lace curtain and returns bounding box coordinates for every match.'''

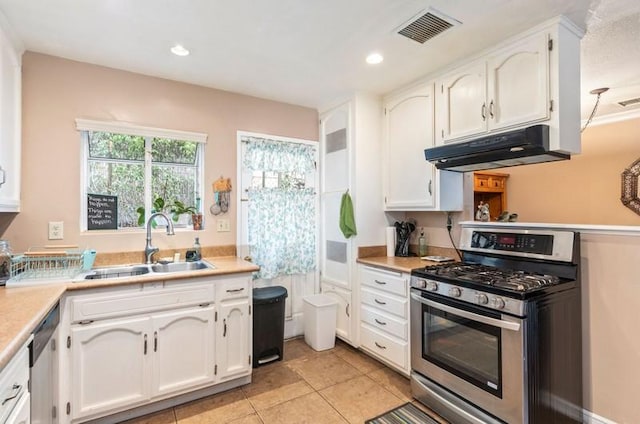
[242,136,317,280]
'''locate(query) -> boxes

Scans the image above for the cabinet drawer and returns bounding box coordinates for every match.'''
[71,283,215,322]
[360,305,407,340]
[216,276,251,302]
[360,324,407,371]
[360,288,407,319]
[360,267,407,297]
[0,344,29,423]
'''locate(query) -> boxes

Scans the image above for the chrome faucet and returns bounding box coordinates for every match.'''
[144,212,175,264]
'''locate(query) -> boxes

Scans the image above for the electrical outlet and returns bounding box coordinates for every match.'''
[48,221,64,240]
[216,219,230,232]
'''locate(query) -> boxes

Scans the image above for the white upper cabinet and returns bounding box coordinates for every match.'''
[437,32,550,144]
[0,22,21,212]
[434,17,582,153]
[383,83,463,211]
[487,31,550,131]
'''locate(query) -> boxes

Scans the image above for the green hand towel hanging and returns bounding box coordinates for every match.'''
[339,191,357,238]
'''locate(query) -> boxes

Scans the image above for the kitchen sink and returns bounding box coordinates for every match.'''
[79,260,215,281]
[151,260,213,273]
[83,265,151,280]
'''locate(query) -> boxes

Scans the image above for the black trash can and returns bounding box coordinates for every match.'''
[252,286,288,368]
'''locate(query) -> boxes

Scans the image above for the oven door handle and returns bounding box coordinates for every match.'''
[410,293,521,332]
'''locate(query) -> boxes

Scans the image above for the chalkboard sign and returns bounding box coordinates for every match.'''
[87,194,118,230]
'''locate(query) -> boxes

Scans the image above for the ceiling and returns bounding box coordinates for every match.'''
[0,0,639,122]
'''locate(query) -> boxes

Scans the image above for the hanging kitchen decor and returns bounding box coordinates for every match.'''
[621,158,640,216]
[211,177,232,215]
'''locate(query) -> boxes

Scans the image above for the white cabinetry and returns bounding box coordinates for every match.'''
[319,94,387,346]
[215,277,251,381]
[60,275,252,423]
[0,339,30,424]
[434,17,582,154]
[437,32,550,144]
[358,266,410,375]
[0,21,22,212]
[383,83,463,211]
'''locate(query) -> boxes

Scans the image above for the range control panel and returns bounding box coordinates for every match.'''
[470,231,553,255]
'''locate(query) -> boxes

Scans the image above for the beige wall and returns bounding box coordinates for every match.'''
[0,52,318,252]
[504,117,640,225]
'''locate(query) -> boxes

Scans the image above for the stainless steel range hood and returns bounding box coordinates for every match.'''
[424,125,569,172]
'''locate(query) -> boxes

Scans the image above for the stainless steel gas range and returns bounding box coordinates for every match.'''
[410,225,582,424]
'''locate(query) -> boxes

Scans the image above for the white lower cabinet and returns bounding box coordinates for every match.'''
[320,283,353,343]
[60,275,252,423]
[0,340,30,424]
[6,392,30,424]
[358,266,410,376]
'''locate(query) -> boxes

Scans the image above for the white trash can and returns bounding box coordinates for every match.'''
[303,294,338,351]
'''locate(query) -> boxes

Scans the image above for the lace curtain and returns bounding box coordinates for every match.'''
[244,136,316,280]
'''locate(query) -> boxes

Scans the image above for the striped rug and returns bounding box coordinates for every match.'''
[366,402,440,424]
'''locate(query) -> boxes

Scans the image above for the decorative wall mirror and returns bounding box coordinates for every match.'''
[621,158,640,215]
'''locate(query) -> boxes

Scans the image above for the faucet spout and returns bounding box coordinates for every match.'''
[145,212,175,264]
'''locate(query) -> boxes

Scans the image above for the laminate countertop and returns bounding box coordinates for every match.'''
[0,256,258,371]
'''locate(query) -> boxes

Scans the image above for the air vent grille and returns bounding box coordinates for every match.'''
[618,97,640,107]
[398,11,456,44]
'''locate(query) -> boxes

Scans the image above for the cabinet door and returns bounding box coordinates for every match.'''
[437,61,487,143]
[71,316,151,420]
[384,83,436,209]
[0,29,21,212]
[487,32,550,131]
[321,284,352,342]
[151,306,215,397]
[6,392,30,424]
[217,300,251,381]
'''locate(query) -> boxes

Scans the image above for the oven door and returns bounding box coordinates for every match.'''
[410,289,526,424]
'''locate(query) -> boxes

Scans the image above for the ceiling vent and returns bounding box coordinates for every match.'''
[618,97,640,107]
[396,8,461,44]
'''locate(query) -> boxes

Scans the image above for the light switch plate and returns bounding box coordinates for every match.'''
[216,219,230,232]
[48,221,64,240]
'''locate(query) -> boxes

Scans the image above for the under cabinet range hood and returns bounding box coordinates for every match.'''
[424,125,570,172]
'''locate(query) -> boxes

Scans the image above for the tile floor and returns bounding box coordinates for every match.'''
[123,338,449,424]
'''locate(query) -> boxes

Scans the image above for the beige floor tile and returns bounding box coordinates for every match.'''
[282,337,330,362]
[243,362,314,410]
[285,352,361,390]
[175,388,256,423]
[258,392,347,424]
[228,412,265,424]
[320,375,405,424]
[367,367,412,401]
[120,409,176,424]
[333,344,384,374]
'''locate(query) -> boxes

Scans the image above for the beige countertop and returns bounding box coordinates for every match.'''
[356,256,433,273]
[0,256,258,371]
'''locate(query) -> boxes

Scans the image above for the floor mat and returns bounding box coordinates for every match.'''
[366,402,440,424]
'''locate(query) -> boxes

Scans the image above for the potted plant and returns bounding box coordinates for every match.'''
[136,196,170,228]
[170,200,198,228]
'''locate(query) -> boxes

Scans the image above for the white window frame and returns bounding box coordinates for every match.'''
[77,119,207,232]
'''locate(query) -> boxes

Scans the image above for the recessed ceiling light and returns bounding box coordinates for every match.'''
[171,44,190,57]
[366,52,384,65]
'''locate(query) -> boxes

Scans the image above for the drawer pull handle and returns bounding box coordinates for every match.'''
[223,319,227,337]
[346,303,350,318]
[1,384,21,405]
[374,299,387,305]
[143,334,148,355]
[374,279,387,285]
[154,331,158,352]
[374,319,387,326]
[226,288,245,293]
[374,342,387,350]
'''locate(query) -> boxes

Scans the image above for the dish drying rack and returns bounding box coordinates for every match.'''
[10,246,84,282]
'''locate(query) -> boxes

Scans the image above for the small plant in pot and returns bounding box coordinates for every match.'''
[136,196,170,228]
[170,200,198,228]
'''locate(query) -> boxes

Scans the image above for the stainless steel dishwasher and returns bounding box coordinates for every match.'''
[29,302,59,424]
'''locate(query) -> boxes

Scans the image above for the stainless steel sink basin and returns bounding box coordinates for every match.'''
[151,261,214,273]
[79,260,214,281]
[83,265,151,280]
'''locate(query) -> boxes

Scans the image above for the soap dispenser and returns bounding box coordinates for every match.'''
[193,237,201,261]
[418,230,427,257]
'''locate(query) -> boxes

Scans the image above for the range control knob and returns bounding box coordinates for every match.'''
[492,297,506,310]
[413,279,427,289]
[425,281,439,292]
[449,287,462,297]
[475,293,489,305]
